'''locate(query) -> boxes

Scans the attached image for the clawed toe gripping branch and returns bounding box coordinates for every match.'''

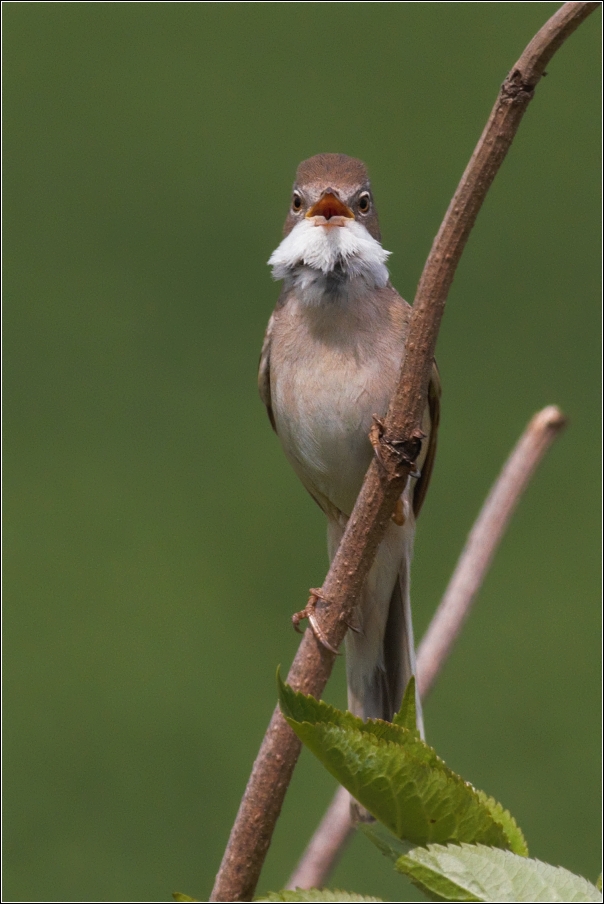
[369,414,425,482]
[209,4,598,901]
[292,589,340,656]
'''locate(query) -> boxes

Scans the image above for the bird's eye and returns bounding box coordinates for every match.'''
[292,192,303,211]
[358,192,371,213]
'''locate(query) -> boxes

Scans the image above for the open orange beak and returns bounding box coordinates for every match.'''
[306,192,354,224]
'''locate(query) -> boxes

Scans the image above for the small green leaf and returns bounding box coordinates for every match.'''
[597,875,602,892]
[393,676,419,736]
[255,890,384,902]
[172,894,199,902]
[395,844,603,902]
[279,680,521,851]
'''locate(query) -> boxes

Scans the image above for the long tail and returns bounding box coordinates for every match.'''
[327,503,424,738]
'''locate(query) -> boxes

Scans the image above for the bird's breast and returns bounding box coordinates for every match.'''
[270,293,404,517]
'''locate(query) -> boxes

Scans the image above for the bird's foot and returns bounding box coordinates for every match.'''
[369,414,425,479]
[371,420,413,526]
[292,588,340,655]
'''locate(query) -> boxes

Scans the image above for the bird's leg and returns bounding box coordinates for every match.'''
[292,588,340,655]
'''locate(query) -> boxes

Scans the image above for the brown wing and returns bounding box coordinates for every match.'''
[258,311,277,433]
[412,360,441,518]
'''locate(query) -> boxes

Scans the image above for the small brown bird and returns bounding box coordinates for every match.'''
[259,154,440,735]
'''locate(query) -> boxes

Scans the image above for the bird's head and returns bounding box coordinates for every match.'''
[268,154,390,299]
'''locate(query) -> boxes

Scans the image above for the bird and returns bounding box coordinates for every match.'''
[259,153,440,737]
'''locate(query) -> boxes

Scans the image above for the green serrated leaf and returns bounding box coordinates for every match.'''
[279,682,517,850]
[278,670,418,748]
[172,894,199,902]
[255,889,384,902]
[396,844,603,903]
[278,669,362,733]
[475,790,528,856]
[392,676,419,736]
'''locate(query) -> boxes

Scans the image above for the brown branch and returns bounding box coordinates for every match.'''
[209,4,598,901]
[286,405,567,891]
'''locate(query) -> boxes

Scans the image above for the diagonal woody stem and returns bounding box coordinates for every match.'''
[210,5,598,901]
[287,405,567,891]
[416,405,567,699]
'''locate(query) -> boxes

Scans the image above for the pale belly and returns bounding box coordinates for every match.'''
[271,338,401,517]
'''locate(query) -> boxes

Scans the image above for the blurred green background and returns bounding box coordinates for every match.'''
[3,3,600,902]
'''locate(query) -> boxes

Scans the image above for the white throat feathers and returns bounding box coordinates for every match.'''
[268,218,391,304]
